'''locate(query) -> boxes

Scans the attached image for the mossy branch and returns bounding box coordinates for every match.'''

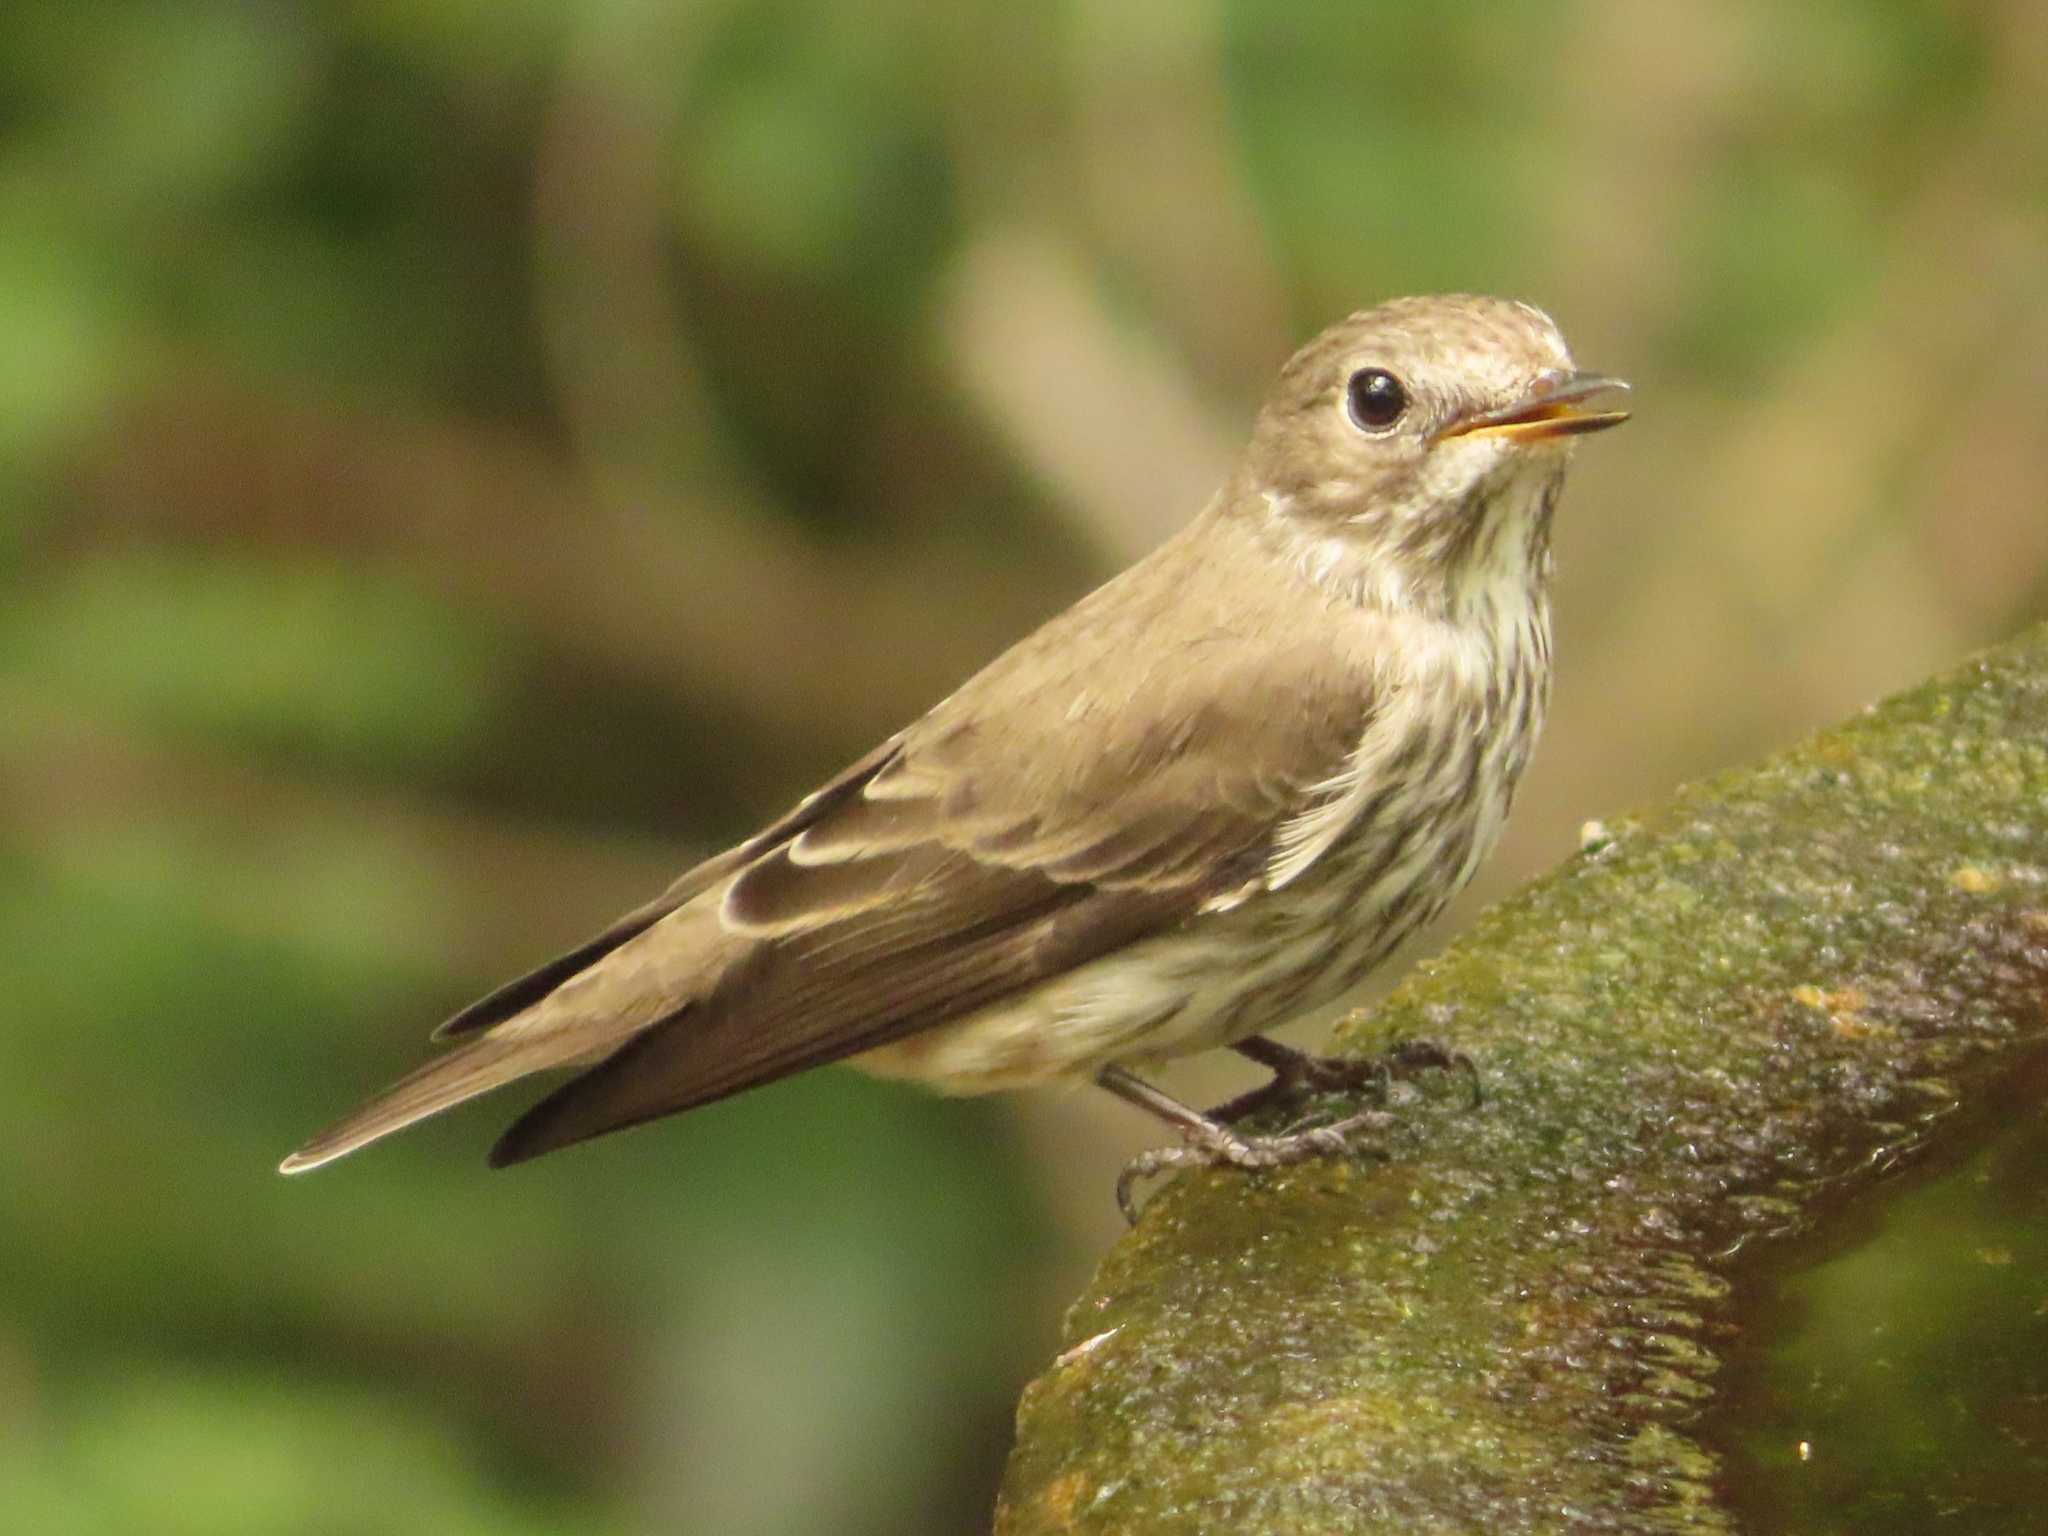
[998,624,2048,1535]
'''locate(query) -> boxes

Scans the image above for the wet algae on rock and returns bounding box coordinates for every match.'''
[998,624,2048,1534]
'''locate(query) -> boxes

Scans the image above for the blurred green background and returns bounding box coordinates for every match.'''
[3,2,2044,1531]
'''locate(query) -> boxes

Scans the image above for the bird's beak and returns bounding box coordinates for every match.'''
[1431,371,1631,445]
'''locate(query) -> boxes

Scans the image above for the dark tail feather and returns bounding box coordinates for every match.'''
[487,1014,723,1167]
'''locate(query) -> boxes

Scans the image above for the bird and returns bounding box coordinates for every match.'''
[281,294,1628,1210]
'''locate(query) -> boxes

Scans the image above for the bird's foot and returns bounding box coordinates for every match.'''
[1096,1040,1482,1223]
[1113,1106,1393,1225]
[1208,1034,1482,1124]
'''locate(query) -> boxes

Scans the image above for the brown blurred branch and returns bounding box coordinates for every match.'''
[939,232,1236,564]
[73,382,1087,762]
[1069,0,1291,377]
[0,681,683,995]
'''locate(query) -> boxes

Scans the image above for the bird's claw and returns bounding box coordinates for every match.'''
[1211,1035,1482,1124]
[1115,1107,1394,1225]
[1377,1038,1484,1111]
[1113,1037,1483,1222]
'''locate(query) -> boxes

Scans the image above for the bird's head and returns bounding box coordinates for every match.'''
[1241,294,1628,617]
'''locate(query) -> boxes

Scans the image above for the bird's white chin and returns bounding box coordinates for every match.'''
[1272,449,1564,622]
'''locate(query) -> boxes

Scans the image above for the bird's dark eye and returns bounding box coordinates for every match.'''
[1345,368,1408,432]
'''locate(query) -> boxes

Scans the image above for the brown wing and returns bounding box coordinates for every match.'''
[487,519,1386,1163]
[430,738,903,1041]
[489,858,1188,1164]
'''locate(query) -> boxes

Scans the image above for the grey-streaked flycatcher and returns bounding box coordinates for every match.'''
[282,294,1628,1211]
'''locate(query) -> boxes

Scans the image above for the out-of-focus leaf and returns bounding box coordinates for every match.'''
[0,223,130,466]
[1667,158,1881,383]
[3,553,514,778]
[677,7,954,290]
[1222,3,1549,309]
[0,1367,621,1536]
[24,6,316,214]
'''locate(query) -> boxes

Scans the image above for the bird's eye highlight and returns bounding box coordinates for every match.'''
[1345,368,1408,432]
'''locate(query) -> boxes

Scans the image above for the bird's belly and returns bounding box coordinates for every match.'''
[854,789,1505,1095]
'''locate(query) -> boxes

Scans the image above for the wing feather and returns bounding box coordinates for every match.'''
[490,874,1180,1164]
[431,738,902,1039]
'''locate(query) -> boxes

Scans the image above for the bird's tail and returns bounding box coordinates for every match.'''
[279,890,741,1174]
[278,1023,609,1174]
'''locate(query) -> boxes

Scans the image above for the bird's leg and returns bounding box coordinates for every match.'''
[1100,1040,1484,1222]
[1190,1035,1380,1126]
[1220,1034,1483,1122]
[1097,1066,1393,1225]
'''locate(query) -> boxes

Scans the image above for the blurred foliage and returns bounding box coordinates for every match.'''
[1,0,2043,1531]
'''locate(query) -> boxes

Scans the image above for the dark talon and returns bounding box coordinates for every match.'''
[1370,1038,1483,1110]
[1222,1034,1481,1121]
